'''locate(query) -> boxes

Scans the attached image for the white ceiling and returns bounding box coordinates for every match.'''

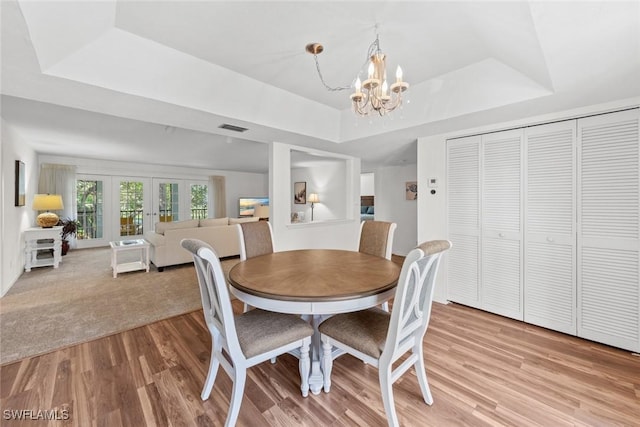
[2,1,639,173]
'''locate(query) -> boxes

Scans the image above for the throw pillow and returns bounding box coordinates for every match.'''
[361,206,368,214]
[367,206,375,215]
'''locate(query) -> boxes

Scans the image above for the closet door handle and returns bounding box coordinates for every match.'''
[547,237,554,243]
[498,232,505,238]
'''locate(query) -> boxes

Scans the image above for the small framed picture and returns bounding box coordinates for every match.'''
[405,181,417,200]
[15,160,25,207]
[294,181,306,204]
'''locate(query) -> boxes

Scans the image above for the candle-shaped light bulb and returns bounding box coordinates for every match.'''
[396,65,403,82]
[355,77,362,93]
[368,62,374,79]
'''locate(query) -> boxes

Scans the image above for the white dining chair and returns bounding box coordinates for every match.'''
[181,238,313,427]
[319,240,451,427]
[358,220,397,311]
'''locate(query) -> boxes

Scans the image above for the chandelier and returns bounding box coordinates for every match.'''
[306,29,409,117]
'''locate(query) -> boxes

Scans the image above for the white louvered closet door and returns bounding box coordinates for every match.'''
[577,109,640,352]
[524,121,576,334]
[481,130,524,320]
[447,136,481,308]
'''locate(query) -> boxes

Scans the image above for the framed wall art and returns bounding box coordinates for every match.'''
[294,181,306,204]
[15,160,25,207]
[405,181,417,200]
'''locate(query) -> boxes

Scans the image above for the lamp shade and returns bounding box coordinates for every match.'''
[308,193,320,203]
[32,194,64,227]
[33,194,64,211]
[253,205,270,219]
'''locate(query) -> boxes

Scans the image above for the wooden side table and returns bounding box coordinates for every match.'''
[24,226,62,272]
[109,239,150,278]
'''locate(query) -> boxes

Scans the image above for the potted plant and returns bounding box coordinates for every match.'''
[58,217,79,256]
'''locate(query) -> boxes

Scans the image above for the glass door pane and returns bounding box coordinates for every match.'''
[119,180,146,237]
[153,178,180,225]
[190,183,208,219]
[77,179,104,240]
[75,175,112,248]
[159,182,179,222]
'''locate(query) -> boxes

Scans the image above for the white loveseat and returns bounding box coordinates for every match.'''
[144,217,258,271]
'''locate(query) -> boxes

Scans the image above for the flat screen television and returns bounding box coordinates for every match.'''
[238,196,269,217]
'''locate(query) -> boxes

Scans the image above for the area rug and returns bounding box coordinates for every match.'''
[0,247,239,365]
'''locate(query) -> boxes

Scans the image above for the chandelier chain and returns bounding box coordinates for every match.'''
[311,36,382,92]
[311,54,351,92]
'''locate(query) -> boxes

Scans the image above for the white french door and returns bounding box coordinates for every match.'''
[75,174,111,248]
[153,178,181,224]
[151,178,209,227]
[114,177,152,240]
[76,175,208,244]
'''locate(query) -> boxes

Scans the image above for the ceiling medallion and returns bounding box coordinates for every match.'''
[306,27,409,117]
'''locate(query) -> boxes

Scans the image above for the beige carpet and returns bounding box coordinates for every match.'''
[0,247,240,365]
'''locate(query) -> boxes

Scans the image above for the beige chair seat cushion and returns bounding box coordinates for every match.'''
[319,307,390,359]
[235,309,314,358]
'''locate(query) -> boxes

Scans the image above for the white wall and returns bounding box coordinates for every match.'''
[360,172,375,196]
[417,136,448,303]
[1,121,38,296]
[417,97,640,304]
[39,155,268,218]
[291,161,346,222]
[270,142,361,251]
[374,164,418,256]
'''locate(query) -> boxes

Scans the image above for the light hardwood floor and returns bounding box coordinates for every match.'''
[1,300,639,426]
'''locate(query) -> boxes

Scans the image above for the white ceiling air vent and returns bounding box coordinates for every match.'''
[218,123,248,132]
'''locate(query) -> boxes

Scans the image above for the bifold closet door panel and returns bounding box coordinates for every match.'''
[447,136,481,308]
[524,121,576,335]
[481,129,524,320]
[577,108,640,352]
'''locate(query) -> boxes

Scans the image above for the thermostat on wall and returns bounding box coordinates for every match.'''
[428,177,438,188]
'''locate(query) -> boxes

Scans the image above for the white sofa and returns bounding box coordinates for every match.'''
[144,217,259,271]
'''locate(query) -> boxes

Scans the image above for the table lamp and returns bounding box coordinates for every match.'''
[308,193,319,221]
[32,194,64,227]
[253,205,270,220]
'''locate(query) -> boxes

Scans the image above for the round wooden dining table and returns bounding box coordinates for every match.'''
[228,249,401,395]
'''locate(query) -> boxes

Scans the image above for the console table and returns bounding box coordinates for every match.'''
[24,226,62,272]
